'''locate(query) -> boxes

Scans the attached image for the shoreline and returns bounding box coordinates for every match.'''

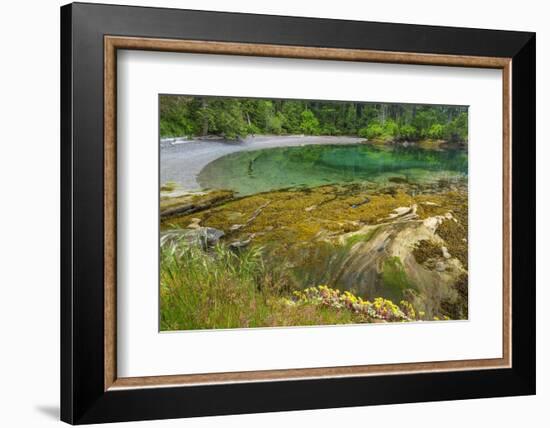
[160,135,365,192]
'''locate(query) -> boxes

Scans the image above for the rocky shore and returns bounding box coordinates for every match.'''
[161,179,468,320]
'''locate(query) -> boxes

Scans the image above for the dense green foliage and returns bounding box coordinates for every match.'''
[160,95,468,142]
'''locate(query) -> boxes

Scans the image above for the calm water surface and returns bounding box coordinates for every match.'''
[197,144,467,195]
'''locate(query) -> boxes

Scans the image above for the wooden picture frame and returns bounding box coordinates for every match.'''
[61,2,535,424]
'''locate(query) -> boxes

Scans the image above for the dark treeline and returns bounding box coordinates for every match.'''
[160,95,468,143]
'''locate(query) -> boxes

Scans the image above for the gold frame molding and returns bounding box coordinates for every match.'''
[104,35,512,391]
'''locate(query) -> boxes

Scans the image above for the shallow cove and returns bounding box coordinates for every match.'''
[197,143,468,196]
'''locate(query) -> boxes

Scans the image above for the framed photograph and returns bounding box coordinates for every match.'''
[61,2,535,424]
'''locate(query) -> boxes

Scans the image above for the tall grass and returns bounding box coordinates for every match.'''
[161,240,263,330]
[160,238,363,330]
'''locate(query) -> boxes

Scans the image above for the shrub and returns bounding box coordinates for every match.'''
[399,124,418,140]
[383,119,399,137]
[246,123,261,135]
[358,123,384,139]
[320,123,339,136]
[444,112,468,142]
[426,123,445,140]
[299,110,321,135]
[267,112,285,134]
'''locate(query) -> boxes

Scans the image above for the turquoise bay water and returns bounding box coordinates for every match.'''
[197,144,468,196]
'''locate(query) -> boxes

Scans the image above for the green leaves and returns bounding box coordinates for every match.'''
[299,110,321,135]
[444,112,468,142]
[399,124,418,140]
[159,95,468,143]
[426,123,445,140]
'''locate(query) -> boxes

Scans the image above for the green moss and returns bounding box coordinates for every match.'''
[412,240,443,265]
[162,184,467,257]
[160,181,178,192]
[164,185,408,242]
[440,273,468,319]
[381,256,415,301]
[368,136,393,145]
[436,219,468,269]
[414,189,468,221]
[345,227,379,247]
[417,139,444,150]
[160,194,194,211]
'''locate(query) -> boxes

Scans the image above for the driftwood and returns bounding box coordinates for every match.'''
[229,233,256,249]
[350,197,371,208]
[160,192,234,219]
[160,227,225,249]
[229,201,271,231]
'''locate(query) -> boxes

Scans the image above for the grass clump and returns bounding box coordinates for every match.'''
[160,239,272,330]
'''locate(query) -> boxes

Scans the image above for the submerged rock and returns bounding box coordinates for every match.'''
[388,176,409,184]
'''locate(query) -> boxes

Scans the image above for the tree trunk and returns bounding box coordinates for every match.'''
[356,103,363,118]
[380,104,386,124]
[201,99,209,136]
